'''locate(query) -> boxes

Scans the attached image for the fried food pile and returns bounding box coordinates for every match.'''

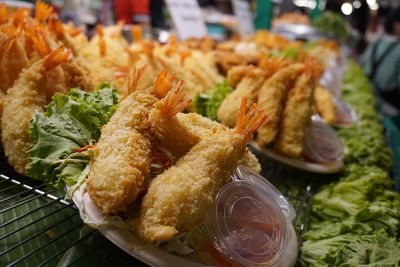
[209,32,338,158]
[1,2,340,245]
[1,2,267,244]
[85,67,265,243]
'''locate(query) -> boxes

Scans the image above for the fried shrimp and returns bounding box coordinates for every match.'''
[137,97,267,243]
[256,63,304,147]
[274,59,323,157]
[313,85,336,124]
[1,48,71,174]
[217,66,266,128]
[148,72,260,171]
[86,67,167,214]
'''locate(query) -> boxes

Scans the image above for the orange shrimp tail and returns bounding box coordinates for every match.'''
[166,34,178,55]
[10,8,31,27]
[180,51,191,65]
[158,80,191,116]
[114,65,129,78]
[35,1,53,22]
[303,56,323,80]
[0,3,7,24]
[96,24,106,57]
[121,65,147,100]
[234,97,268,139]
[142,40,154,58]
[27,29,51,57]
[259,56,287,78]
[0,35,17,57]
[131,25,142,42]
[43,47,72,69]
[153,70,175,99]
[48,18,64,38]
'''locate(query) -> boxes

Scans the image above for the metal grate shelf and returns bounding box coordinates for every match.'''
[1,151,314,266]
[0,159,147,267]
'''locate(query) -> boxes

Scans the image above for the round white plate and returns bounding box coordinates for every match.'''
[72,185,212,267]
[250,142,343,174]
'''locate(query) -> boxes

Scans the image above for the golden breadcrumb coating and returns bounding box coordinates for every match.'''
[273,71,315,157]
[137,98,267,242]
[256,64,303,147]
[217,67,266,128]
[86,67,160,214]
[313,85,336,124]
[1,48,71,174]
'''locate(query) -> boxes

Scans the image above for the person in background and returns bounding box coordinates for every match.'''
[361,6,400,192]
[114,0,150,24]
[361,7,400,116]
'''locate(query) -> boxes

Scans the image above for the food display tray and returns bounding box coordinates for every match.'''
[0,151,314,266]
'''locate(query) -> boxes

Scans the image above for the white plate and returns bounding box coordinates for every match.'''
[72,185,212,267]
[250,142,343,173]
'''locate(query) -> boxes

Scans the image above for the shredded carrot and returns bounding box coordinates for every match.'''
[72,145,94,152]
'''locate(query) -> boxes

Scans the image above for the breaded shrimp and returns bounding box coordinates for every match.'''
[149,76,261,172]
[86,67,166,214]
[0,26,39,93]
[313,85,336,124]
[1,48,72,174]
[217,66,266,128]
[256,63,304,147]
[273,59,323,157]
[80,24,130,88]
[137,97,267,242]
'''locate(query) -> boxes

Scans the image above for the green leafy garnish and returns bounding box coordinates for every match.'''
[26,87,120,189]
[194,80,233,121]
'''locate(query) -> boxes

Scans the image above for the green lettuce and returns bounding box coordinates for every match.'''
[301,231,400,267]
[26,85,120,189]
[194,80,233,121]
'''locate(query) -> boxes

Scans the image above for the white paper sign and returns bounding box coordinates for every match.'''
[165,0,207,41]
[232,0,255,36]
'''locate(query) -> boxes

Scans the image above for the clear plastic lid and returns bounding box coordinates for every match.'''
[303,116,343,164]
[207,165,295,266]
[334,98,358,127]
[232,165,296,221]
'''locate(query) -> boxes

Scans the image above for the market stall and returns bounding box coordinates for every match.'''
[1,1,399,266]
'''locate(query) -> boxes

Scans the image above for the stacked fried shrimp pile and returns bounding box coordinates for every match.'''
[0,2,97,174]
[86,67,266,243]
[1,2,341,245]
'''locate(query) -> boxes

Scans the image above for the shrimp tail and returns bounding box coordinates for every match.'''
[96,24,106,57]
[235,96,268,139]
[0,34,17,57]
[35,1,54,22]
[48,17,64,38]
[10,8,31,27]
[153,70,175,99]
[121,65,147,100]
[156,80,191,116]
[259,56,287,78]
[303,56,323,80]
[131,25,142,42]
[0,3,7,24]
[43,47,72,69]
[26,28,51,57]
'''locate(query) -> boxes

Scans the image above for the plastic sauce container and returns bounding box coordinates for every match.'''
[201,166,298,267]
[333,98,358,127]
[303,116,343,164]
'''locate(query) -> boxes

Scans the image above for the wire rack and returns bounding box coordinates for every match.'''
[1,151,313,267]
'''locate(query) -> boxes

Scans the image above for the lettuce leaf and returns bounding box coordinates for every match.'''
[194,80,233,121]
[26,86,119,189]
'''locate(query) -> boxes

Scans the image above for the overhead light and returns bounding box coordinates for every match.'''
[293,0,317,9]
[366,0,376,6]
[353,0,361,9]
[341,2,353,16]
[370,3,379,10]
